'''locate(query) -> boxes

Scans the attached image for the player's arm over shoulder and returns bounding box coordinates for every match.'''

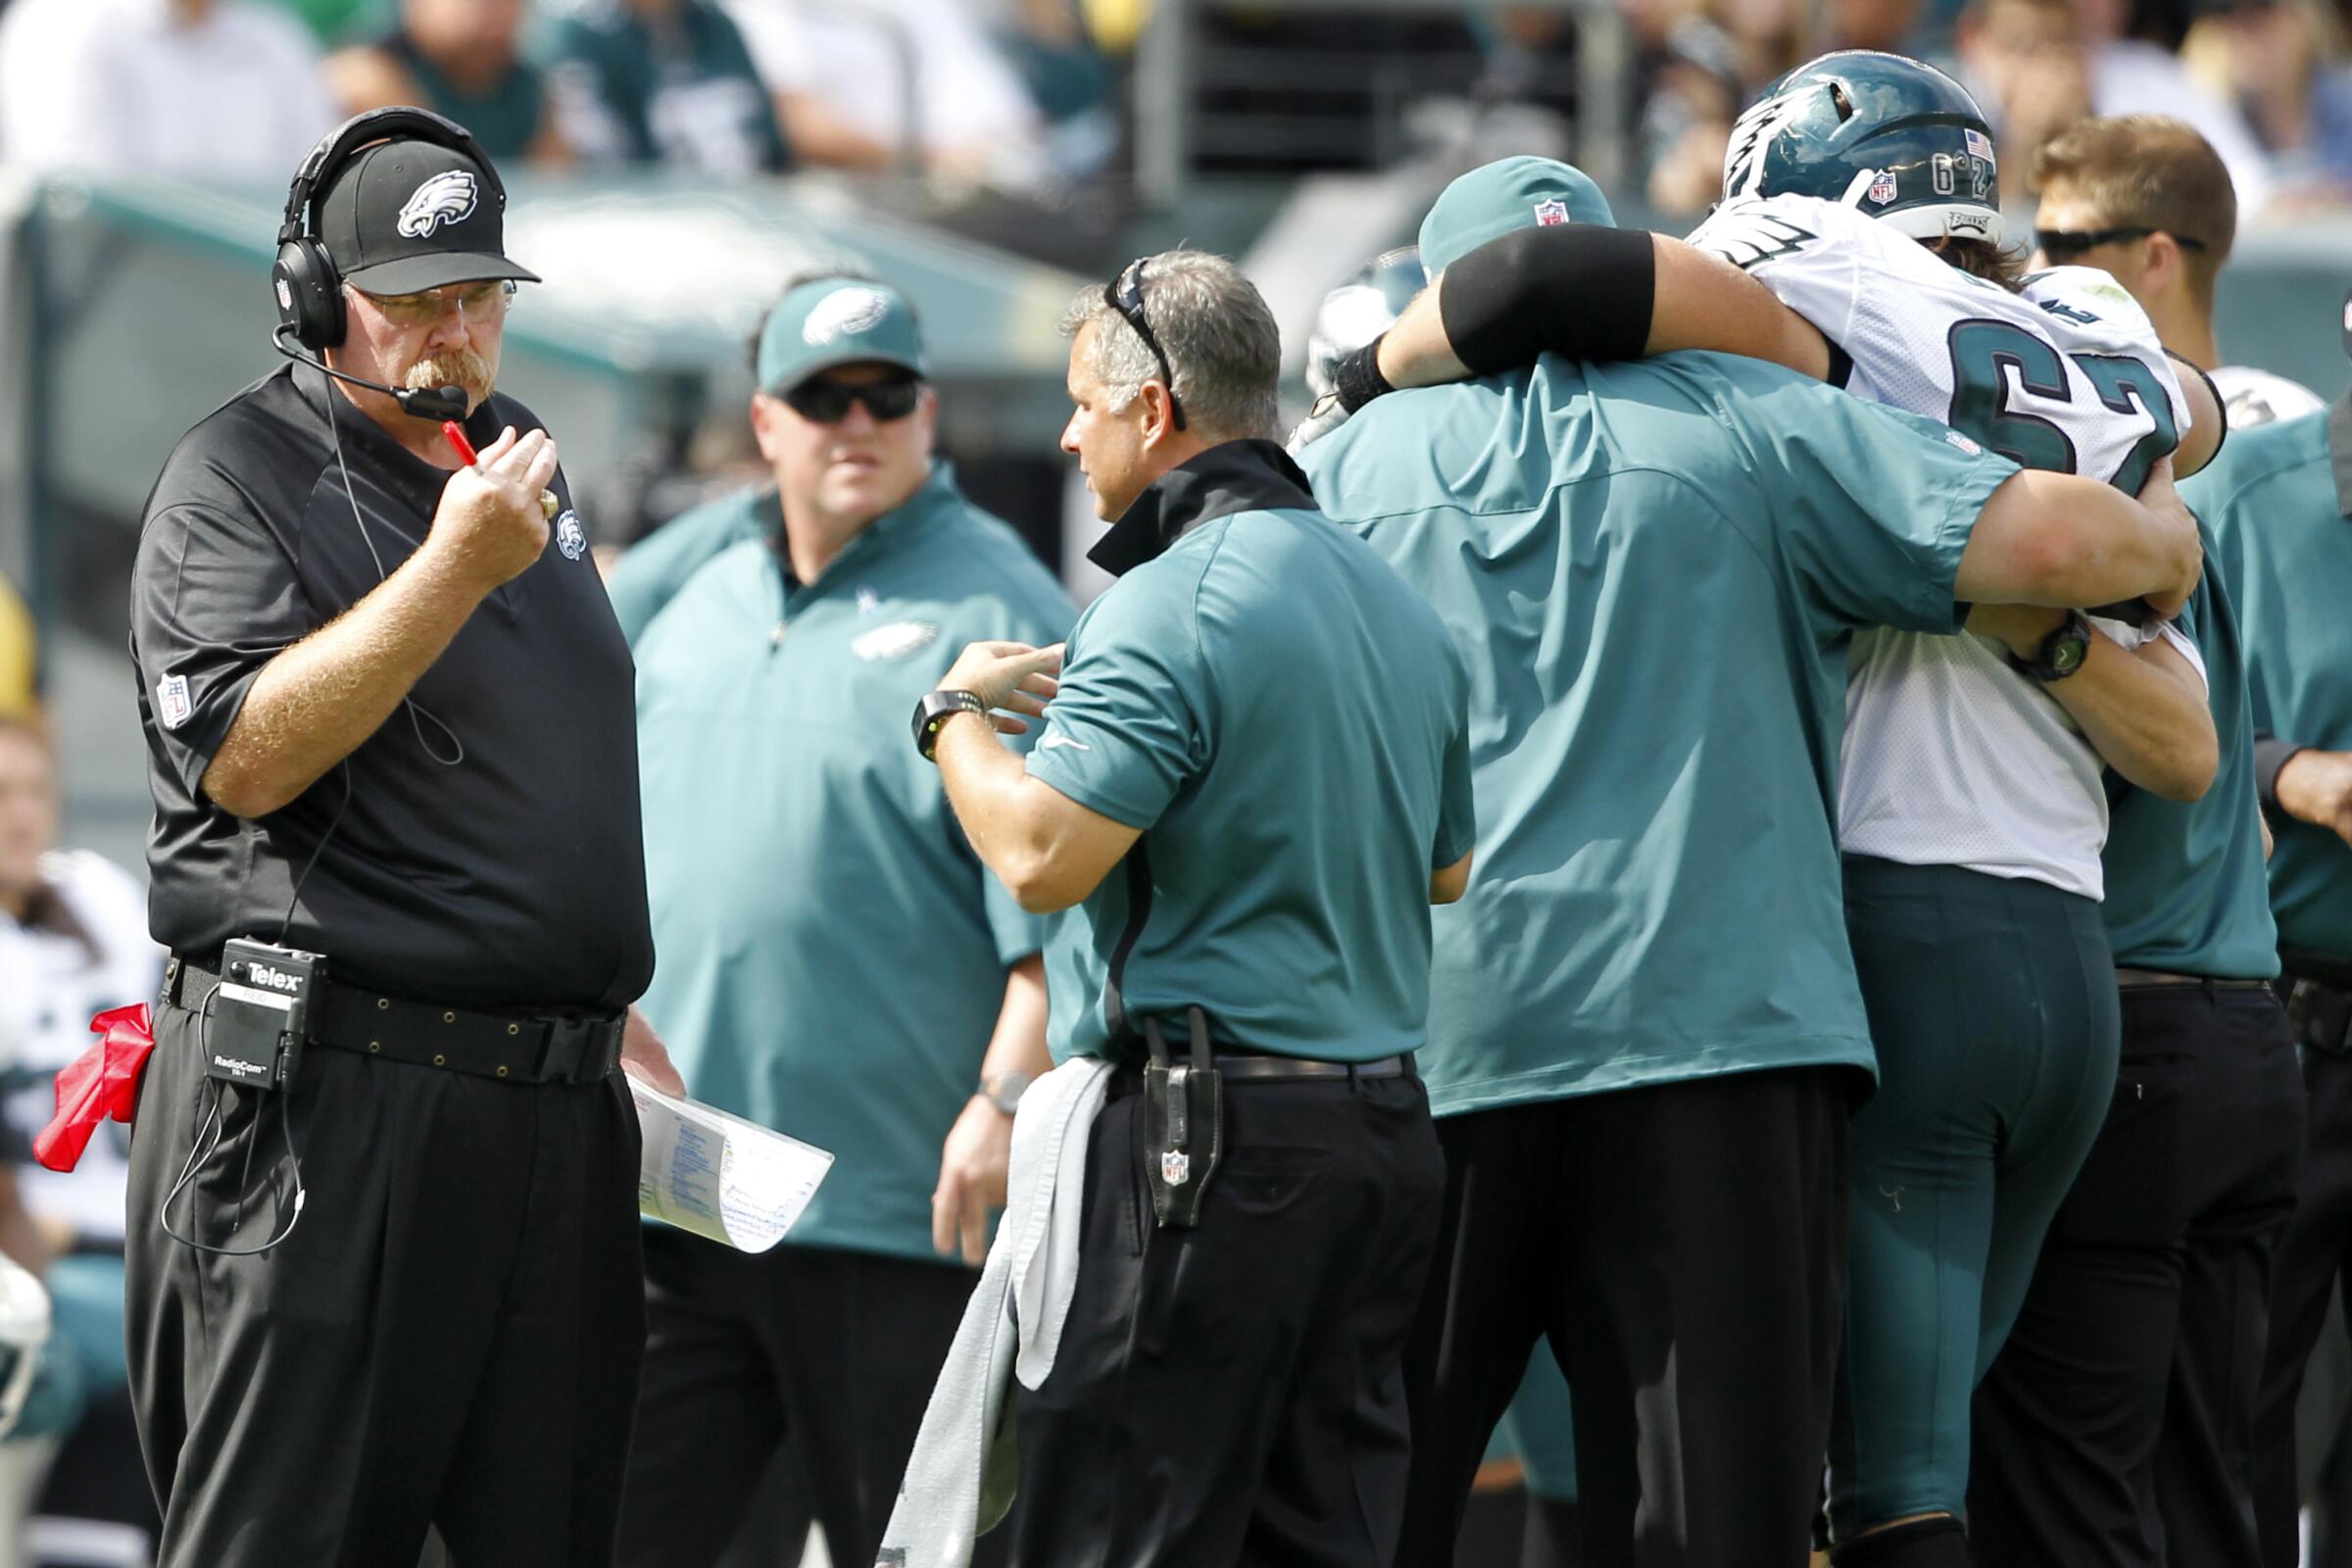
[1392,215,1835,388]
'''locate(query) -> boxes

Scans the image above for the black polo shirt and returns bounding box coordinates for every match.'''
[128,361,654,1013]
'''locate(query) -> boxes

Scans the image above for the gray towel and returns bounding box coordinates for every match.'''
[877,1056,1112,1567]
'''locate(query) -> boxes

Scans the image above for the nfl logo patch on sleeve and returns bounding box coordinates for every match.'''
[156,673,192,730]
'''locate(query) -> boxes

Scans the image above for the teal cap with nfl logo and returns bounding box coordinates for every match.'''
[756,277,930,394]
[1418,156,1618,276]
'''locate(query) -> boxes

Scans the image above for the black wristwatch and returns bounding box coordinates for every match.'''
[912,690,988,761]
[2013,610,2094,683]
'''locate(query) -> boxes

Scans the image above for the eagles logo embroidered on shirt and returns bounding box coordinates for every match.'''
[156,673,192,730]
[554,511,587,562]
[397,172,478,239]
[852,620,939,662]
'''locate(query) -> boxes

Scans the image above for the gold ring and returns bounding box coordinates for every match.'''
[539,490,561,521]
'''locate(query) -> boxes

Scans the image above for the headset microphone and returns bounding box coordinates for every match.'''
[270,326,468,422]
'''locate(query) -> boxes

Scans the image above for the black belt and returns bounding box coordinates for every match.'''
[1213,1053,1412,1082]
[163,955,624,1086]
[2286,973,2352,1055]
[2115,966,2276,992]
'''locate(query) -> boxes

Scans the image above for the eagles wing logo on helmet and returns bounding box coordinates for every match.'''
[397,172,479,239]
[1722,88,1809,201]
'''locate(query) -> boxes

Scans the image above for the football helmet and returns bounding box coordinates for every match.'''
[1722,50,2002,247]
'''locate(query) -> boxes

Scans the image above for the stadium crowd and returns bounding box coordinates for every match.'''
[11,0,2352,220]
[4,2,2352,1567]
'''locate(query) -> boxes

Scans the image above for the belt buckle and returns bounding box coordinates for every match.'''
[536,1018,590,1083]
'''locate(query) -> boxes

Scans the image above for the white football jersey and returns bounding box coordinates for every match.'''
[1688,192,2197,900]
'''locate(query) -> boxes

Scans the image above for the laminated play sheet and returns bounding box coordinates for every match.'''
[627,1077,834,1252]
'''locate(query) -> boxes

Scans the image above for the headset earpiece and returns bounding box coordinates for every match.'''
[273,237,346,351]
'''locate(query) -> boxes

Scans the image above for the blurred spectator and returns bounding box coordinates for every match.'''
[325,0,568,165]
[1639,15,1747,214]
[718,0,1047,186]
[260,0,387,43]
[2185,0,2352,210]
[0,718,163,1548]
[990,0,1118,177]
[0,580,30,727]
[1959,0,2272,216]
[0,0,335,178]
[539,0,789,172]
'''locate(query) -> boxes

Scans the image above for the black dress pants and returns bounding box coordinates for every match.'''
[2256,1024,2352,1566]
[1970,981,2305,1567]
[1009,1067,1447,1567]
[1394,1066,1851,1568]
[616,1233,999,1568]
[123,995,646,1568]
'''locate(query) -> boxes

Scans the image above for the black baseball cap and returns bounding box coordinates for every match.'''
[316,139,540,296]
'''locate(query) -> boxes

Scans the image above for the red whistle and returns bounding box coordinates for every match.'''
[441,421,480,467]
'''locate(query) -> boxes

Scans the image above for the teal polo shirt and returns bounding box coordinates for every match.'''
[2193,397,2352,968]
[1028,442,1476,1065]
[1302,352,2015,1113]
[631,466,1075,1261]
[2098,515,2279,979]
[608,486,771,645]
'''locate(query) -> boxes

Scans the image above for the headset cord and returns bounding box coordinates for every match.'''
[157,997,310,1257]
[275,382,468,941]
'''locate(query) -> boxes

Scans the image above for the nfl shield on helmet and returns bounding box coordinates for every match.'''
[1721,50,2003,249]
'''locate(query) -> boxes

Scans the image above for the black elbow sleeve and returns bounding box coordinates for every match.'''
[1439,223,1657,375]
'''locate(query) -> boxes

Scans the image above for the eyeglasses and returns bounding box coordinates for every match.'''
[1102,258,1187,430]
[781,372,923,423]
[359,278,517,329]
[2034,226,2209,263]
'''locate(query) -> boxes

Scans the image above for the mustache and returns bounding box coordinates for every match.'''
[405,349,493,399]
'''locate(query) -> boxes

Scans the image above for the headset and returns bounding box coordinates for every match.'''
[272,105,504,353]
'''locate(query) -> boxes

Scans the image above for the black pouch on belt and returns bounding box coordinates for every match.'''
[1142,1005,1223,1229]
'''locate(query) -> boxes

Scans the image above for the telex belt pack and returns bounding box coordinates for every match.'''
[163,954,624,1086]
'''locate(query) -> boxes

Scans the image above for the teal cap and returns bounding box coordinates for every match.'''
[1417,157,1617,276]
[755,277,928,394]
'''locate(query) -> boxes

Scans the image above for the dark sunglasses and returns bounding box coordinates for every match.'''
[1103,258,1187,430]
[2034,225,2209,262]
[782,373,923,423]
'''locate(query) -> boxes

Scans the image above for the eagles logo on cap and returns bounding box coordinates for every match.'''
[802,287,894,346]
[398,171,479,239]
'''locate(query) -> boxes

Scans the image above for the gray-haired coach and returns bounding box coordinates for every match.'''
[122,109,679,1567]
[919,248,1477,1565]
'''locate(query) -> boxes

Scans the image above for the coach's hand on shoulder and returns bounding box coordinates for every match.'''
[426,426,558,593]
[2276,750,2352,850]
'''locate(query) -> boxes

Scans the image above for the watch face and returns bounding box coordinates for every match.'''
[2052,638,2086,674]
